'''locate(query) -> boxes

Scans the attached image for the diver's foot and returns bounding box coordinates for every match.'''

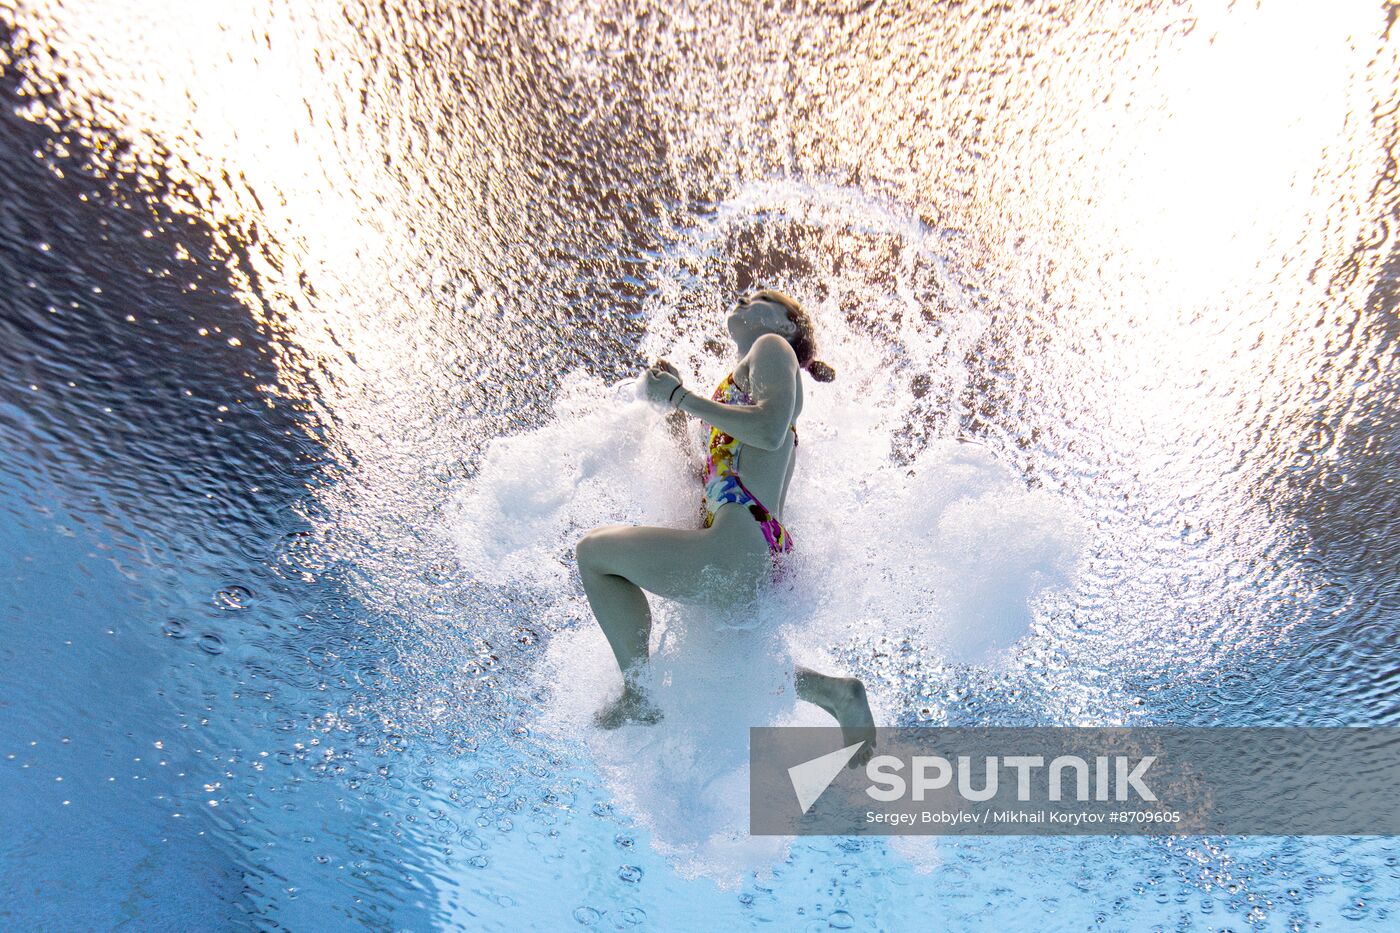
[593,689,663,730]
[829,677,877,768]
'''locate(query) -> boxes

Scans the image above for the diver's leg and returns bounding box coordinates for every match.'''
[576,523,758,727]
[575,539,654,689]
[796,666,877,768]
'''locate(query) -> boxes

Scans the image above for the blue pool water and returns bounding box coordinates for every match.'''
[2,1,1399,929]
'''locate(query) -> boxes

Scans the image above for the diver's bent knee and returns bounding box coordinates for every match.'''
[574,530,600,567]
[575,526,621,570]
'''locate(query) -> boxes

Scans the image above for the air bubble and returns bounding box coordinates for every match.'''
[213,584,254,611]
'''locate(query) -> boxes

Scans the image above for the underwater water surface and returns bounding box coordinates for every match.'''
[2,0,1399,929]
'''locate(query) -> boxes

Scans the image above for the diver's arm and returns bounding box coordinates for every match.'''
[674,335,797,450]
[665,406,706,478]
[645,358,703,466]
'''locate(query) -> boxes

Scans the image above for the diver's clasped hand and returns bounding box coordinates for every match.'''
[642,359,688,410]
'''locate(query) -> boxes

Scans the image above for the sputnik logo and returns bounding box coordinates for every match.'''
[787,741,866,813]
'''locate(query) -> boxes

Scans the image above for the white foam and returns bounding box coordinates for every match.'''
[451,371,696,594]
[448,362,1081,882]
[532,613,797,886]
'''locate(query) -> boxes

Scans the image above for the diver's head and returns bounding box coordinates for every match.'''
[726,288,837,382]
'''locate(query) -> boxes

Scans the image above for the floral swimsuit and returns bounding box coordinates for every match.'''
[701,372,796,558]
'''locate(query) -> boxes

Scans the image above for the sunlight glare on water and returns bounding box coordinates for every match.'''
[2,0,1399,927]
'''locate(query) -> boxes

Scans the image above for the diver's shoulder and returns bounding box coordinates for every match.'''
[751,332,799,364]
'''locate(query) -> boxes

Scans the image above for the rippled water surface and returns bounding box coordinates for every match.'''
[2,0,1399,928]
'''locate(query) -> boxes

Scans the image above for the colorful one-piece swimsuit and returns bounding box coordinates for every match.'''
[701,372,796,559]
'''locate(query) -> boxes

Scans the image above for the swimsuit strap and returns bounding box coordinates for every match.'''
[700,371,797,560]
[714,371,798,436]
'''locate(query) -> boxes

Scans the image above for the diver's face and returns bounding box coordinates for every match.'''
[726,292,794,340]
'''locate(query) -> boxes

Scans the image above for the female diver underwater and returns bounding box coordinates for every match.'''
[575,289,876,764]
